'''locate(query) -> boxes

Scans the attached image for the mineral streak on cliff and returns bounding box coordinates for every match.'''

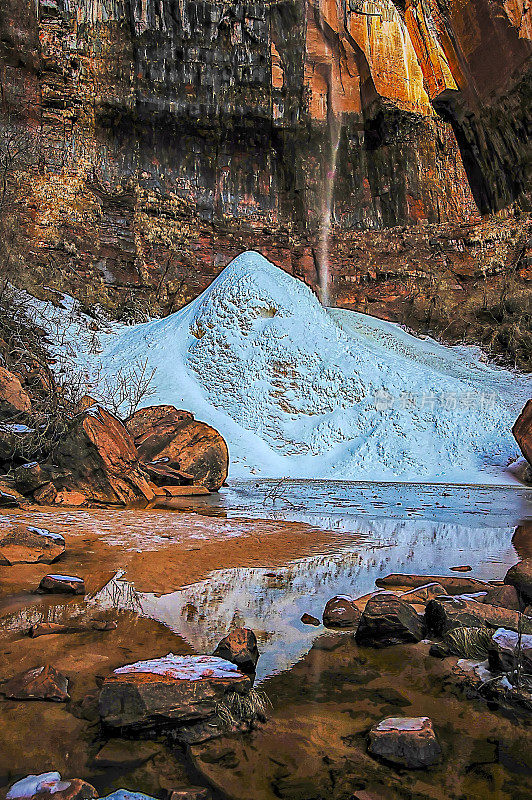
[0,0,530,360]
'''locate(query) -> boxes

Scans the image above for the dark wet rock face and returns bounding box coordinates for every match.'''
[127,406,229,492]
[513,400,532,467]
[355,593,426,647]
[213,627,259,674]
[483,584,521,611]
[0,525,65,565]
[322,595,362,629]
[3,665,69,702]
[367,716,442,769]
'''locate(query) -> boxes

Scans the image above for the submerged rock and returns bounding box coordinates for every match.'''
[6,773,97,800]
[504,559,532,605]
[98,653,251,730]
[127,405,229,492]
[213,627,259,674]
[92,740,162,768]
[322,595,361,629]
[368,716,442,768]
[170,789,212,800]
[0,525,65,565]
[38,574,85,595]
[355,593,426,647]
[3,665,70,702]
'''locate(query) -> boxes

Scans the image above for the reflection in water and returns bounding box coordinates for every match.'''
[92,514,524,682]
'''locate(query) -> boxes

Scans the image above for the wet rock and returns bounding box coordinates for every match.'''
[92,740,162,768]
[355,593,426,647]
[376,573,491,595]
[51,405,154,505]
[301,613,320,626]
[487,628,532,674]
[322,595,362,629]
[33,482,59,504]
[0,481,23,507]
[38,574,85,595]
[504,559,532,605]
[3,664,70,702]
[0,366,32,417]
[14,462,50,494]
[127,405,228,491]
[450,565,472,572]
[0,525,65,565]
[99,653,251,730]
[6,773,97,800]
[400,583,446,604]
[483,584,521,611]
[367,716,442,768]
[513,399,532,466]
[29,620,117,637]
[213,627,259,674]
[429,643,451,659]
[425,596,532,635]
[170,788,212,800]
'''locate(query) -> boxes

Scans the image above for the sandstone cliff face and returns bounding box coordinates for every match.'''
[0,1,530,365]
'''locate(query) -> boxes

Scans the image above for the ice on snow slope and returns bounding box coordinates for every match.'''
[82,251,531,483]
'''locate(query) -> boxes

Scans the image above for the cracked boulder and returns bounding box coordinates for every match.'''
[368,717,442,768]
[127,405,228,491]
[355,593,426,647]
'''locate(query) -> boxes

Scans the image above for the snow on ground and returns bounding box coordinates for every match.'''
[36,251,531,484]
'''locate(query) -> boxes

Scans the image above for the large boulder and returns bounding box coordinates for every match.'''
[483,584,520,611]
[368,717,442,769]
[6,773,97,800]
[322,595,362,629]
[51,405,154,505]
[0,366,32,418]
[487,628,532,675]
[213,627,260,674]
[513,400,532,466]
[3,665,70,702]
[504,559,532,605]
[99,653,251,730]
[0,525,65,565]
[355,593,426,647]
[126,405,229,491]
[0,422,36,463]
[425,596,532,635]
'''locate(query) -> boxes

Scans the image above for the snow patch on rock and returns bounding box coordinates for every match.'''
[113,653,243,681]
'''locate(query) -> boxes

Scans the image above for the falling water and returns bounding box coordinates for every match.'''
[317,109,342,307]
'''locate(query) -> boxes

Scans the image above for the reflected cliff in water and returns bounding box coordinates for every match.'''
[90,479,532,682]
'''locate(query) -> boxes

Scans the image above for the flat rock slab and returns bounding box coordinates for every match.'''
[170,788,212,800]
[7,773,97,800]
[3,665,70,702]
[322,595,361,629]
[38,574,85,595]
[0,526,65,565]
[368,716,442,768]
[376,573,491,595]
[92,740,162,768]
[99,653,251,729]
[400,583,446,604]
[355,593,426,647]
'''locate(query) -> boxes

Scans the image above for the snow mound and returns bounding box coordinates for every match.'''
[114,653,242,680]
[79,252,531,483]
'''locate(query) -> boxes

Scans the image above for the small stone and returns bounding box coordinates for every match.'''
[170,788,212,800]
[301,613,320,626]
[429,642,450,658]
[213,627,259,674]
[3,665,70,702]
[368,716,442,768]
[323,595,361,629]
[450,565,472,572]
[38,574,85,595]
[6,773,97,800]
